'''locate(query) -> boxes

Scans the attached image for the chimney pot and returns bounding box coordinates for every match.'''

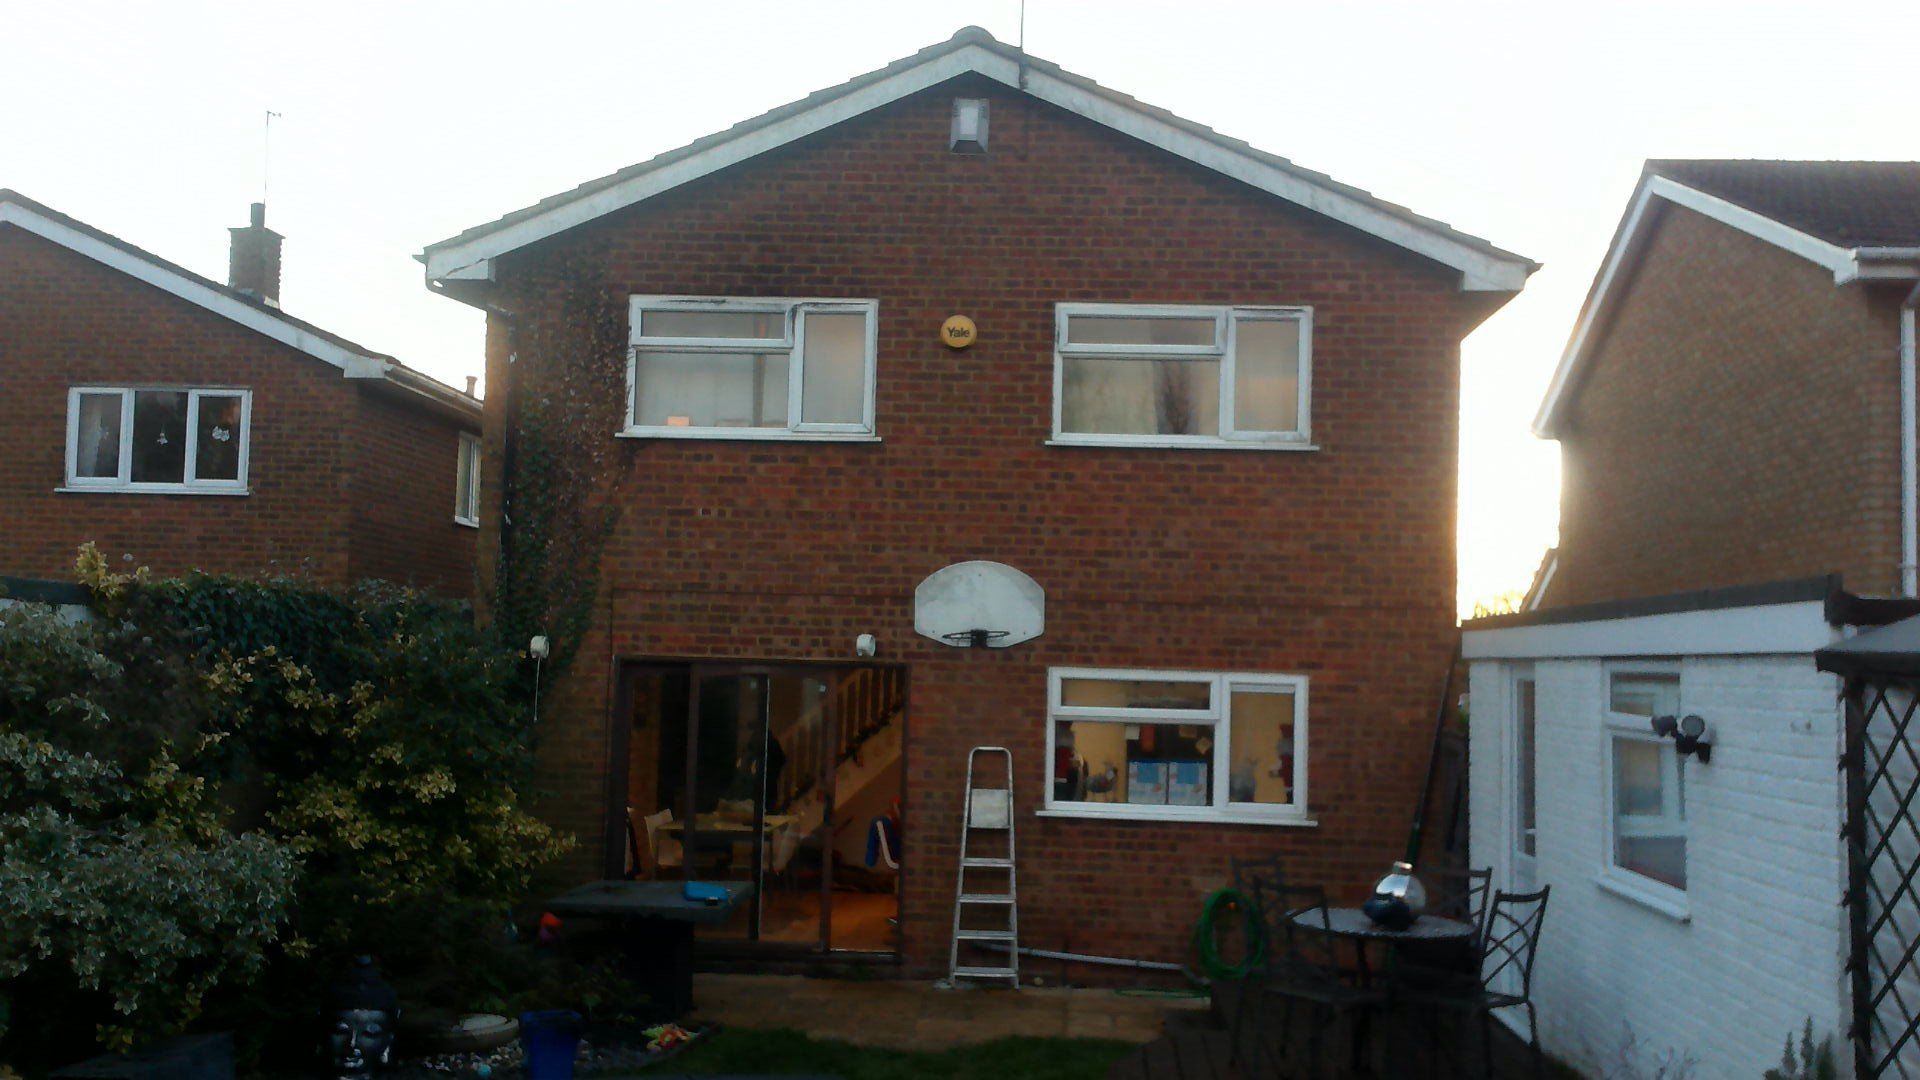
[464,376,478,398]
[229,203,283,308]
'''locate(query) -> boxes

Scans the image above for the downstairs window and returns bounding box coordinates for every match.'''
[1044,667,1309,824]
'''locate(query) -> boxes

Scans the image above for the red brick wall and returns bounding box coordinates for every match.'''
[481,77,1488,975]
[1549,202,1906,608]
[346,386,477,597]
[0,224,354,582]
[0,223,477,595]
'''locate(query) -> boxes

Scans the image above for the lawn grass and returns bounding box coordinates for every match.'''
[643,1026,1138,1079]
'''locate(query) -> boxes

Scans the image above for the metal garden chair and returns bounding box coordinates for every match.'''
[1229,881,1387,1079]
[1396,885,1551,1079]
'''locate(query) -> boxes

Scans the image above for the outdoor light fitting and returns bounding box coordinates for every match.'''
[1650,713,1713,764]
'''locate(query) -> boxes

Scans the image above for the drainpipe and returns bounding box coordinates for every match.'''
[1903,281,1920,597]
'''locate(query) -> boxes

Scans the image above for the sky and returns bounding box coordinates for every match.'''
[5,1,1917,614]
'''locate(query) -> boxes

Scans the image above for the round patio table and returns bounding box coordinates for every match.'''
[1287,908,1476,1073]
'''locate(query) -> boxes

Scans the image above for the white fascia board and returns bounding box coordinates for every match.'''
[0,202,381,375]
[1462,599,1837,661]
[423,44,1531,292]
[1533,176,1866,437]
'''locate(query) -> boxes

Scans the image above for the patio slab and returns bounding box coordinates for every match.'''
[689,973,1208,1051]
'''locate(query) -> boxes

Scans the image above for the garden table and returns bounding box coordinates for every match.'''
[1288,907,1476,1073]
[545,880,752,1016]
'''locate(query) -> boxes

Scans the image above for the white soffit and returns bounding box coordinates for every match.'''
[0,200,376,375]
[1532,174,1905,438]
[422,40,1533,293]
[1462,599,1837,661]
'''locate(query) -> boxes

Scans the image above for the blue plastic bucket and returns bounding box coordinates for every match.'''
[518,1009,583,1080]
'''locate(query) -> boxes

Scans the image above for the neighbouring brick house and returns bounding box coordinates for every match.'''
[0,191,483,596]
[1533,160,1920,611]
[1463,162,1920,1074]
[424,28,1534,975]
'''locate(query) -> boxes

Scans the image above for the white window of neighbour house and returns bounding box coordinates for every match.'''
[625,296,878,440]
[64,387,251,493]
[454,433,481,527]
[1041,667,1311,825]
[1051,304,1312,448]
[1603,669,1688,913]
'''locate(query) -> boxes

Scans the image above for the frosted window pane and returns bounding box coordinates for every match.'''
[800,312,867,425]
[1233,319,1300,432]
[634,352,787,428]
[1066,316,1215,348]
[639,310,783,340]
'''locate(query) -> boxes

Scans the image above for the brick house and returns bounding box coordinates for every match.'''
[1463,162,1920,1073]
[0,191,482,595]
[424,28,1535,974]
[1533,160,1920,610]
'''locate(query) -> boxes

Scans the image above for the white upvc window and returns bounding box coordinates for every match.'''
[1041,667,1311,826]
[1051,303,1312,449]
[1512,668,1538,861]
[1601,668,1688,912]
[454,432,481,527]
[624,296,878,440]
[64,386,252,494]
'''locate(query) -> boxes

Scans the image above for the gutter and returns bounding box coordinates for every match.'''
[1903,280,1920,597]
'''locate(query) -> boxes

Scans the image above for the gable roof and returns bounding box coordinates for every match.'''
[1533,160,1920,438]
[0,190,480,421]
[422,27,1536,294]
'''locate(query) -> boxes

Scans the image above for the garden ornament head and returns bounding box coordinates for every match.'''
[326,955,399,1076]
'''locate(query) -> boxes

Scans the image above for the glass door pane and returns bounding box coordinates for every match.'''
[757,673,832,946]
[687,671,769,942]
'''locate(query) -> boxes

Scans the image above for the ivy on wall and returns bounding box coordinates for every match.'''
[491,248,629,689]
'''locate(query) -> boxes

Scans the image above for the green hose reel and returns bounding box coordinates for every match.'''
[1191,887,1265,981]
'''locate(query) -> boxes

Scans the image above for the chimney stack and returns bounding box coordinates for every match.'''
[228,202,282,308]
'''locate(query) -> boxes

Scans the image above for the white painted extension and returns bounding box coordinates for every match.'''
[1465,593,1854,1077]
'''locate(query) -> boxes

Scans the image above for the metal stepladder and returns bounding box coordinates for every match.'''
[945,746,1019,987]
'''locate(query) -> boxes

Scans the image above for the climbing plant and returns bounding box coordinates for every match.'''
[491,247,629,688]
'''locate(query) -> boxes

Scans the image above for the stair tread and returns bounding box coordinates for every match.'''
[952,965,1019,978]
[955,929,1017,940]
[958,892,1015,904]
[961,857,1014,868]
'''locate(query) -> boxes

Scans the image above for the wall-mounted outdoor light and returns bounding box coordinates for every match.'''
[1650,713,1713,764]
[855,633,877,658]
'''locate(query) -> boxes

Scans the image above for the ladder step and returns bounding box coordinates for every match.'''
[955,930,1017,941]
[958,893,1015,904]
[961,857,1014,868]
[953,965,1019,979]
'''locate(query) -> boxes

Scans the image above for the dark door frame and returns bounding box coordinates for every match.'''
[604,655,909,958]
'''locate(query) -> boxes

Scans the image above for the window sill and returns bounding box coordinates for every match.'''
[1036,806,1317,828]
[453,517,479,529]
[57,485,251,497]
[1593,871,1690,922]
[1045,438,1319,453]
[617,429,881,444]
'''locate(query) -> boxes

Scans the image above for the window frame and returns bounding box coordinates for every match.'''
[1039,666,1313,826]
[1598,665,1690,918]
[1510,666,1538,865]
[1049,302,1314,450]
[622,295,880,441]
[62,385,252,495]
[454,432,481,527]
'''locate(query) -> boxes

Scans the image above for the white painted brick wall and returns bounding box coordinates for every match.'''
[1469,654,1850,1077]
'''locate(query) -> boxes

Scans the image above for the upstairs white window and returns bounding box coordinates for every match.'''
[454,433,481,527]
[625,297,877,439]
[65,387,251,493]
[1606,670,1687,898]
[1052,303,1311,448]
[1043,667,1310,825]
